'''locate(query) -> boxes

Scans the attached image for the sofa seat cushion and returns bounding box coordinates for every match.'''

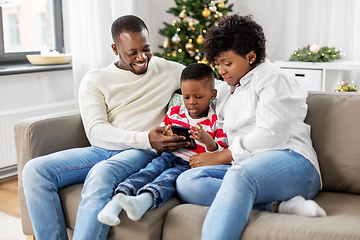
[162,191,360,240]
[58,184,182,240]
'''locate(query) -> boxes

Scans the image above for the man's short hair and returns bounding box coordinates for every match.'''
[111,15,148,41]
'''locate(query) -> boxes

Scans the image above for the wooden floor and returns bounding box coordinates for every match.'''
[0,175,21,218]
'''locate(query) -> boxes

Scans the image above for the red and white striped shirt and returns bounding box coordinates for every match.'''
[161,105,228,162]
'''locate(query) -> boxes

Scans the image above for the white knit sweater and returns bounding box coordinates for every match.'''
[79,57,185,150]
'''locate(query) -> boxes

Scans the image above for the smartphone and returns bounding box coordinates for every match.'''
[170,126,197,149]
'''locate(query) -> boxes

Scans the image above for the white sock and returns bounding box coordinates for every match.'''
[97,194,123,226]
[278,196,327,217]
[118,192,154,221]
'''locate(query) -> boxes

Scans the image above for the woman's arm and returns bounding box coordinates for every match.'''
[229,73,308,162]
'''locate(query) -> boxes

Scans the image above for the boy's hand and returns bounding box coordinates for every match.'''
[163,124,175,136]
[149,126,189,152]
[190,123,217,151]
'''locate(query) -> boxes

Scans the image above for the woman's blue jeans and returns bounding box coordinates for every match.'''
[22,146,157,240]
[176,149,321,240]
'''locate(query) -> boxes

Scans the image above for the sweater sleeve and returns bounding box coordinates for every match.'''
[79,74,151,150]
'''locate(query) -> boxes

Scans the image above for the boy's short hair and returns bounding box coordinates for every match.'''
[180,63,214,84]
[204,14,266,66]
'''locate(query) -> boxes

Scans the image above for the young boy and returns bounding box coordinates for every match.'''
[97,63,227,226]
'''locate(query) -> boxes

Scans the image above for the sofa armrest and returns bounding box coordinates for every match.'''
[14,109,90,235]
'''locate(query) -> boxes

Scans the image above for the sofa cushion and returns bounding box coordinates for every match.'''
[162,191,360,240]
[58,184,182,240]
[305,92,360,193]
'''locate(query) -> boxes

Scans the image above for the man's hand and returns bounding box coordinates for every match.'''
[189,149,233,168]
[149,126,189,152]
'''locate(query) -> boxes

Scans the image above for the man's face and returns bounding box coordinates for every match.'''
[112,29,152,75]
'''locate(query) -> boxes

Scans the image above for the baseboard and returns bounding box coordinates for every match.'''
[0,165,17,180]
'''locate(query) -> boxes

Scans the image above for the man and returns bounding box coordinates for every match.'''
[22,15,187,240]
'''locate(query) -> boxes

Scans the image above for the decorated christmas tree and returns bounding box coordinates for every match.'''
[156,0,233,67]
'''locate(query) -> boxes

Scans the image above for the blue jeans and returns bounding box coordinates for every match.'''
[115,152,190,209]
[176,149,321,240]
[22,146,157,240]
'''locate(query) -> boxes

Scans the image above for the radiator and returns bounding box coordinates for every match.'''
[0,101,76,179]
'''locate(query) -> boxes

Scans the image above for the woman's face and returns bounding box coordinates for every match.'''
[214,50,254,86]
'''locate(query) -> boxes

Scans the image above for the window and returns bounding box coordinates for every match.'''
[0,0,64,63]
[8,14,19,47]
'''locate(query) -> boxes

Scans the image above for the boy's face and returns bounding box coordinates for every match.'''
[181,78,217,119]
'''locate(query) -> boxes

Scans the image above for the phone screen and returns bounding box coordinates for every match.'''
[170,126,197,149]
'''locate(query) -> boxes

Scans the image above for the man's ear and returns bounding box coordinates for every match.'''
[246,50,257,65]
[210,89,217,100]
[111,43,118,55]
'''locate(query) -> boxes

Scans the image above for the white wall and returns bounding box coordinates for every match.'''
[3,0,359,115]
[0,70,74,112]
[127,0,359,84]
[127,0,359,62]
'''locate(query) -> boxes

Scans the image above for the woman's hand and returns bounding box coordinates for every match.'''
[189,149,233,168]
[149,126,189,152]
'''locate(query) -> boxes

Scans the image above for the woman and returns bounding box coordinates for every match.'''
[176,14,326,240]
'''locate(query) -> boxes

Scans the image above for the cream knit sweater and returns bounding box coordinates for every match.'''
[79,56,184,150]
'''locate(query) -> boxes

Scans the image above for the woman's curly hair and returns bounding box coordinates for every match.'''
[205,14,266,65]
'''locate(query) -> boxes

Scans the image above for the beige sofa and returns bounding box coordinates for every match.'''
[15,91,360,240]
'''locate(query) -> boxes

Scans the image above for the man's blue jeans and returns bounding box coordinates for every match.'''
[22,146,157,240]
[115,152,190,209]
[176,149,321,240]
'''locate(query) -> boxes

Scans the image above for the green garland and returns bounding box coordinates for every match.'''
[335,82,358,92]
[289,45,342,62]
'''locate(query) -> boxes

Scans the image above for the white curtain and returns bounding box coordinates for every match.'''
[231,0,360,84]
[230,0,360,62]
[63,0,360,104]
[62,0,135,107]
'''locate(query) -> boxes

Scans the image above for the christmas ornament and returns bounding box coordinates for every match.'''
[196,34,205,45]
[172,33,181,44]
[202,8,211,17]
[209,1,217,12]
[217,2,225,8]
[172,51,177,57]
[163,38,170,48]
[198,58,209,64]
[185,40,194,50]
[179,9,186,19]
[188,19,195,28]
